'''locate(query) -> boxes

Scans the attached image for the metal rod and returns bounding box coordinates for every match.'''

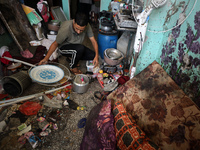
[0,84,72,107]
[2,56,36,67]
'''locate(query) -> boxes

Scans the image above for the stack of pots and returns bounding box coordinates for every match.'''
[104,48,124,66]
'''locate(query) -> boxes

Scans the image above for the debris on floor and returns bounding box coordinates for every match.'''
[0,82,94,149]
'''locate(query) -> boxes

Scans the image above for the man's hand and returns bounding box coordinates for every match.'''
[93,55,99,67]
[39,58,48,65]
[89,36,99,67]
[38,41,58,65]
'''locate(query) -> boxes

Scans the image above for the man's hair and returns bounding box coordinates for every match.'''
[75,12,89,26]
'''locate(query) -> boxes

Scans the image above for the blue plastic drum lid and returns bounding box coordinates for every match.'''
[98,33,118,59]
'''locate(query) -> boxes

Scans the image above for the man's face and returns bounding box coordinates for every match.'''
[73,20,86,35]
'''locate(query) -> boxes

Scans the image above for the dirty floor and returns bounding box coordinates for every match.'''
[0,23,105,150]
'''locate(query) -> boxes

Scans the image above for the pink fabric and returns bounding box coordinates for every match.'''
[20,49,33,58]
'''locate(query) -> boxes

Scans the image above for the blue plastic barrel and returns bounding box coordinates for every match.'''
[97,33,118,59]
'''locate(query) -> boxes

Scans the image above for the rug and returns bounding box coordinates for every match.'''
[108,61,200,150]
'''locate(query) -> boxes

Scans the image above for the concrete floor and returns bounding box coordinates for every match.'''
[0,23,105,149]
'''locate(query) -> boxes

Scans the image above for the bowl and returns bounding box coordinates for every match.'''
[105,48,123,60]
[104,48,124,66]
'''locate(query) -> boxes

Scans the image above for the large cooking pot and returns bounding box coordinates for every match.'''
[104,48,124,66]
[73,74,89,94]
[48,20,60,31]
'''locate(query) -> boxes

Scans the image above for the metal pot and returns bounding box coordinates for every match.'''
[73,74,89,94]
[48,20,60,31]
[50,20,60,26]
[104,48,124,66]
[101,25,112,32]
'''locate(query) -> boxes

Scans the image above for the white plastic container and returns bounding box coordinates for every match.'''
[86,60,94,72]
[117,31,135,56]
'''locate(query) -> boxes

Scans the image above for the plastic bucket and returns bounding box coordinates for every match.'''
[97,33,118,59]
[2,71,32,96]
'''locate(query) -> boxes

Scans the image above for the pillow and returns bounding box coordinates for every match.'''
[113,101,160,150]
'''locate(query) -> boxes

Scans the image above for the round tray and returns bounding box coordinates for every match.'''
[28,62,71,86]
[29,65,64,84]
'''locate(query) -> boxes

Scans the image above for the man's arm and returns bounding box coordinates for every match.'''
[89,36,99,67]
[39,41,58,65]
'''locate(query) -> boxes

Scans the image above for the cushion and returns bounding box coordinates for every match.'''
[108,61,200,150]
[113,101,160,150]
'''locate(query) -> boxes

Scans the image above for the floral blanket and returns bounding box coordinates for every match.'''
[108,61,200,150]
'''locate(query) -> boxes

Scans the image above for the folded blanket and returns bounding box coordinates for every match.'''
[80,99,116,150]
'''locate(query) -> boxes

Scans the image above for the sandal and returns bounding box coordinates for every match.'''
[70,68,82,74]
[94,91,110,101]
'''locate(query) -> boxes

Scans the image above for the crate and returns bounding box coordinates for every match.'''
[86,60,94,72]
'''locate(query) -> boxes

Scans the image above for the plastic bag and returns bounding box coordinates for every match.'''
[19,101,42,116]
[37,0,50,22]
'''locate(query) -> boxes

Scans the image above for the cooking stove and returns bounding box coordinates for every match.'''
[102,62,124,74]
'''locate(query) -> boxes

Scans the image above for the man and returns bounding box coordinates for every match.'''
[39,12,99,74]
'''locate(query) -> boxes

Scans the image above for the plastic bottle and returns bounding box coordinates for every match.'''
[97,70,104,86]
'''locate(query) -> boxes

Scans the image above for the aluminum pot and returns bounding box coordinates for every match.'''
[50,20,60,26]
[48,20,60,31]
[101,25,112,32]
[104,48,124,66]
[73,74,89,94]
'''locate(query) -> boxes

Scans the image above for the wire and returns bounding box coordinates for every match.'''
[132,0,197,33]
[132,1,140,25]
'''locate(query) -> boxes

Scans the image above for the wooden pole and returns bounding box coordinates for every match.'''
[0,0,37,51]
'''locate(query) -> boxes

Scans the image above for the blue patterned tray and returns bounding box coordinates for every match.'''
[29,65,64,83]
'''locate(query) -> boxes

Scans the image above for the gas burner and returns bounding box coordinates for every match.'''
[102,62,123,73]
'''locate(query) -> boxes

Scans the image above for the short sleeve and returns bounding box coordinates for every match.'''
[56,21,69,45]
[86,23,94,38]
